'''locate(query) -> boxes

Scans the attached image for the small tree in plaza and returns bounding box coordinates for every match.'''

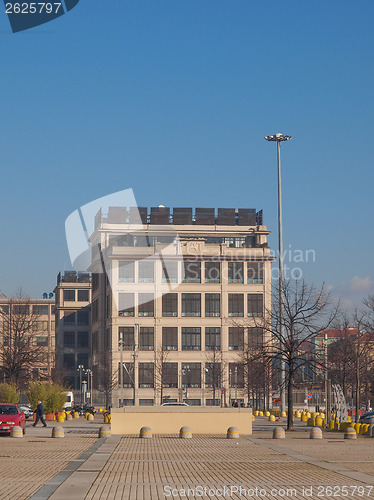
[26,381,67,414]
[0,382,19,403]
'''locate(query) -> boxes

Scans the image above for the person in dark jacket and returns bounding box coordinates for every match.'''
[32,400,47,427]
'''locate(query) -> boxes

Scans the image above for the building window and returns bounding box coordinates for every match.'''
[247,294,263,317]
[182,327,201,351]
[77,310,89,325]
[229,363,244,388]
[139,363,154,388]
[78,290,89,301]
[162,327,178,351]
[92,299,99,322]
[162,261,178,283]
[205,293,220,317]
[13,305,29,315]
[205,261,220,283]
[33,305,49,315]
[119,261,135,282]
[139,327,154,350]
[205,363,221,388]
[120,362,134,388]
[77,353,88,368]
[247,262,263,283]
[228,262,244,283]
[118,293,135,317]
[63,354,75,369]
[229,327,244,351]
[139,399,154,406]
[182,293,201,317]
[138,261,154,282]
[183,260,201,283]
[63,331,75,348]
[228,293,244,317]
[92,331,98,353]
[162,294,178,317]
[248,327,264,349]
[92,273,99,292]
[36,336,48,346]
[228,294,244,317]
[182,363,201,388]
[205,327,221,350]
[138,294,154,317]
[63,312,75,326]
[77,331,89,348]
[162,363,178,388]
[119,327,134,350]
[64,289,75,301]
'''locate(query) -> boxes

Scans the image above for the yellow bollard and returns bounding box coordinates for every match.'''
[315,416,323,427]
[258,411,264,417]
[328,420,334,430]
[301,414,308,422]
[307,418,315,427]
[354,423,361,434]
[57,415,65,423]
[269,415,276,422]
[11,425,23,438]
[264,411,270,417]
[227,426,239,439]
[52,426,64,438]
[281,411,287,418]
[344,427,357,440]
[87,413,94,421]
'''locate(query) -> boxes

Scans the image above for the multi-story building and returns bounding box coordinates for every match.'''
[0,297,55,383]
[89,206,273,407]
[54,272,91,391]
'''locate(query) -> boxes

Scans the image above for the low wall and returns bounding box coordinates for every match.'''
[111,407,252,435]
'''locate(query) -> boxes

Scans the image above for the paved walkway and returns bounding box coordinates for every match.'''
[0,416,373,500]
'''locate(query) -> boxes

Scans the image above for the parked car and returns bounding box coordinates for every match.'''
[359,411,374,424]
[19,405,33,419]
[0,404,26,435]
[161,402,189,406]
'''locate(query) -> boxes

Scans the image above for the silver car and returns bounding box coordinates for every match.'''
[19,405,33,419]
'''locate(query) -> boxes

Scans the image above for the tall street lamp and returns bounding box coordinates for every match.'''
[85,368,93,406]
[77,364,84,404]
[264,132,292,414]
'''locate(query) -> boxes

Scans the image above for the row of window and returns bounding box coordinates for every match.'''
[0,304,50,315]
[63,331,89,348]
[118,326,264,351]
[63,289,90,302]
[118,362,245,388]
[2,335,52,347]
[117,293,263,318]
[118,260,263,284]
[63,310,90,326]
[62,353,89,371]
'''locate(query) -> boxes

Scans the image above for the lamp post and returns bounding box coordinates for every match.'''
[85,368,92,405]
[324,332,330,424]
[229,368,232,405]
[202,367,208,406]
[118,336,124,407]
[182,365,190,404]
[235,366,238,400]
[77,364,84,404]
[82,380,87,404]
[133,324,139,406]
[264,132,292,414]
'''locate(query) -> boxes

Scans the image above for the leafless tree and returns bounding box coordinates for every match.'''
[0,291,47,386]
[154,346,169,405]
[205,348,225,406]
[260,279,338,430]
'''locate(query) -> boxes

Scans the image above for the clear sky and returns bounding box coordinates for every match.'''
[0,0,373,311]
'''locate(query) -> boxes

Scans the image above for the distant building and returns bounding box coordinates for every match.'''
[88,206,273,407]
[0,297,55,383]
[54,272,91,391]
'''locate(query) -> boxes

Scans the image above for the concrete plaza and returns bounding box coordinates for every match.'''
[0,415,373,500]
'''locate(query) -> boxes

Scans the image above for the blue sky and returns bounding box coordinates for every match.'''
[0,0,373,309]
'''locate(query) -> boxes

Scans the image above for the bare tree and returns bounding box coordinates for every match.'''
[0,292,47,386]
[261,279,338,430]
[205,347,224,406]
[154,346,169,405]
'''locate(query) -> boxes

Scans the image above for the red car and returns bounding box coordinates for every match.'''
[0,404,26,435]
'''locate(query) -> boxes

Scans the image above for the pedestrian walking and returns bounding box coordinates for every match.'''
[232,399,238,408]
[32,400,47,427]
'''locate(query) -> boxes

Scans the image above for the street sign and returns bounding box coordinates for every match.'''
[221,387,225,394]
[307,393,312,400]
